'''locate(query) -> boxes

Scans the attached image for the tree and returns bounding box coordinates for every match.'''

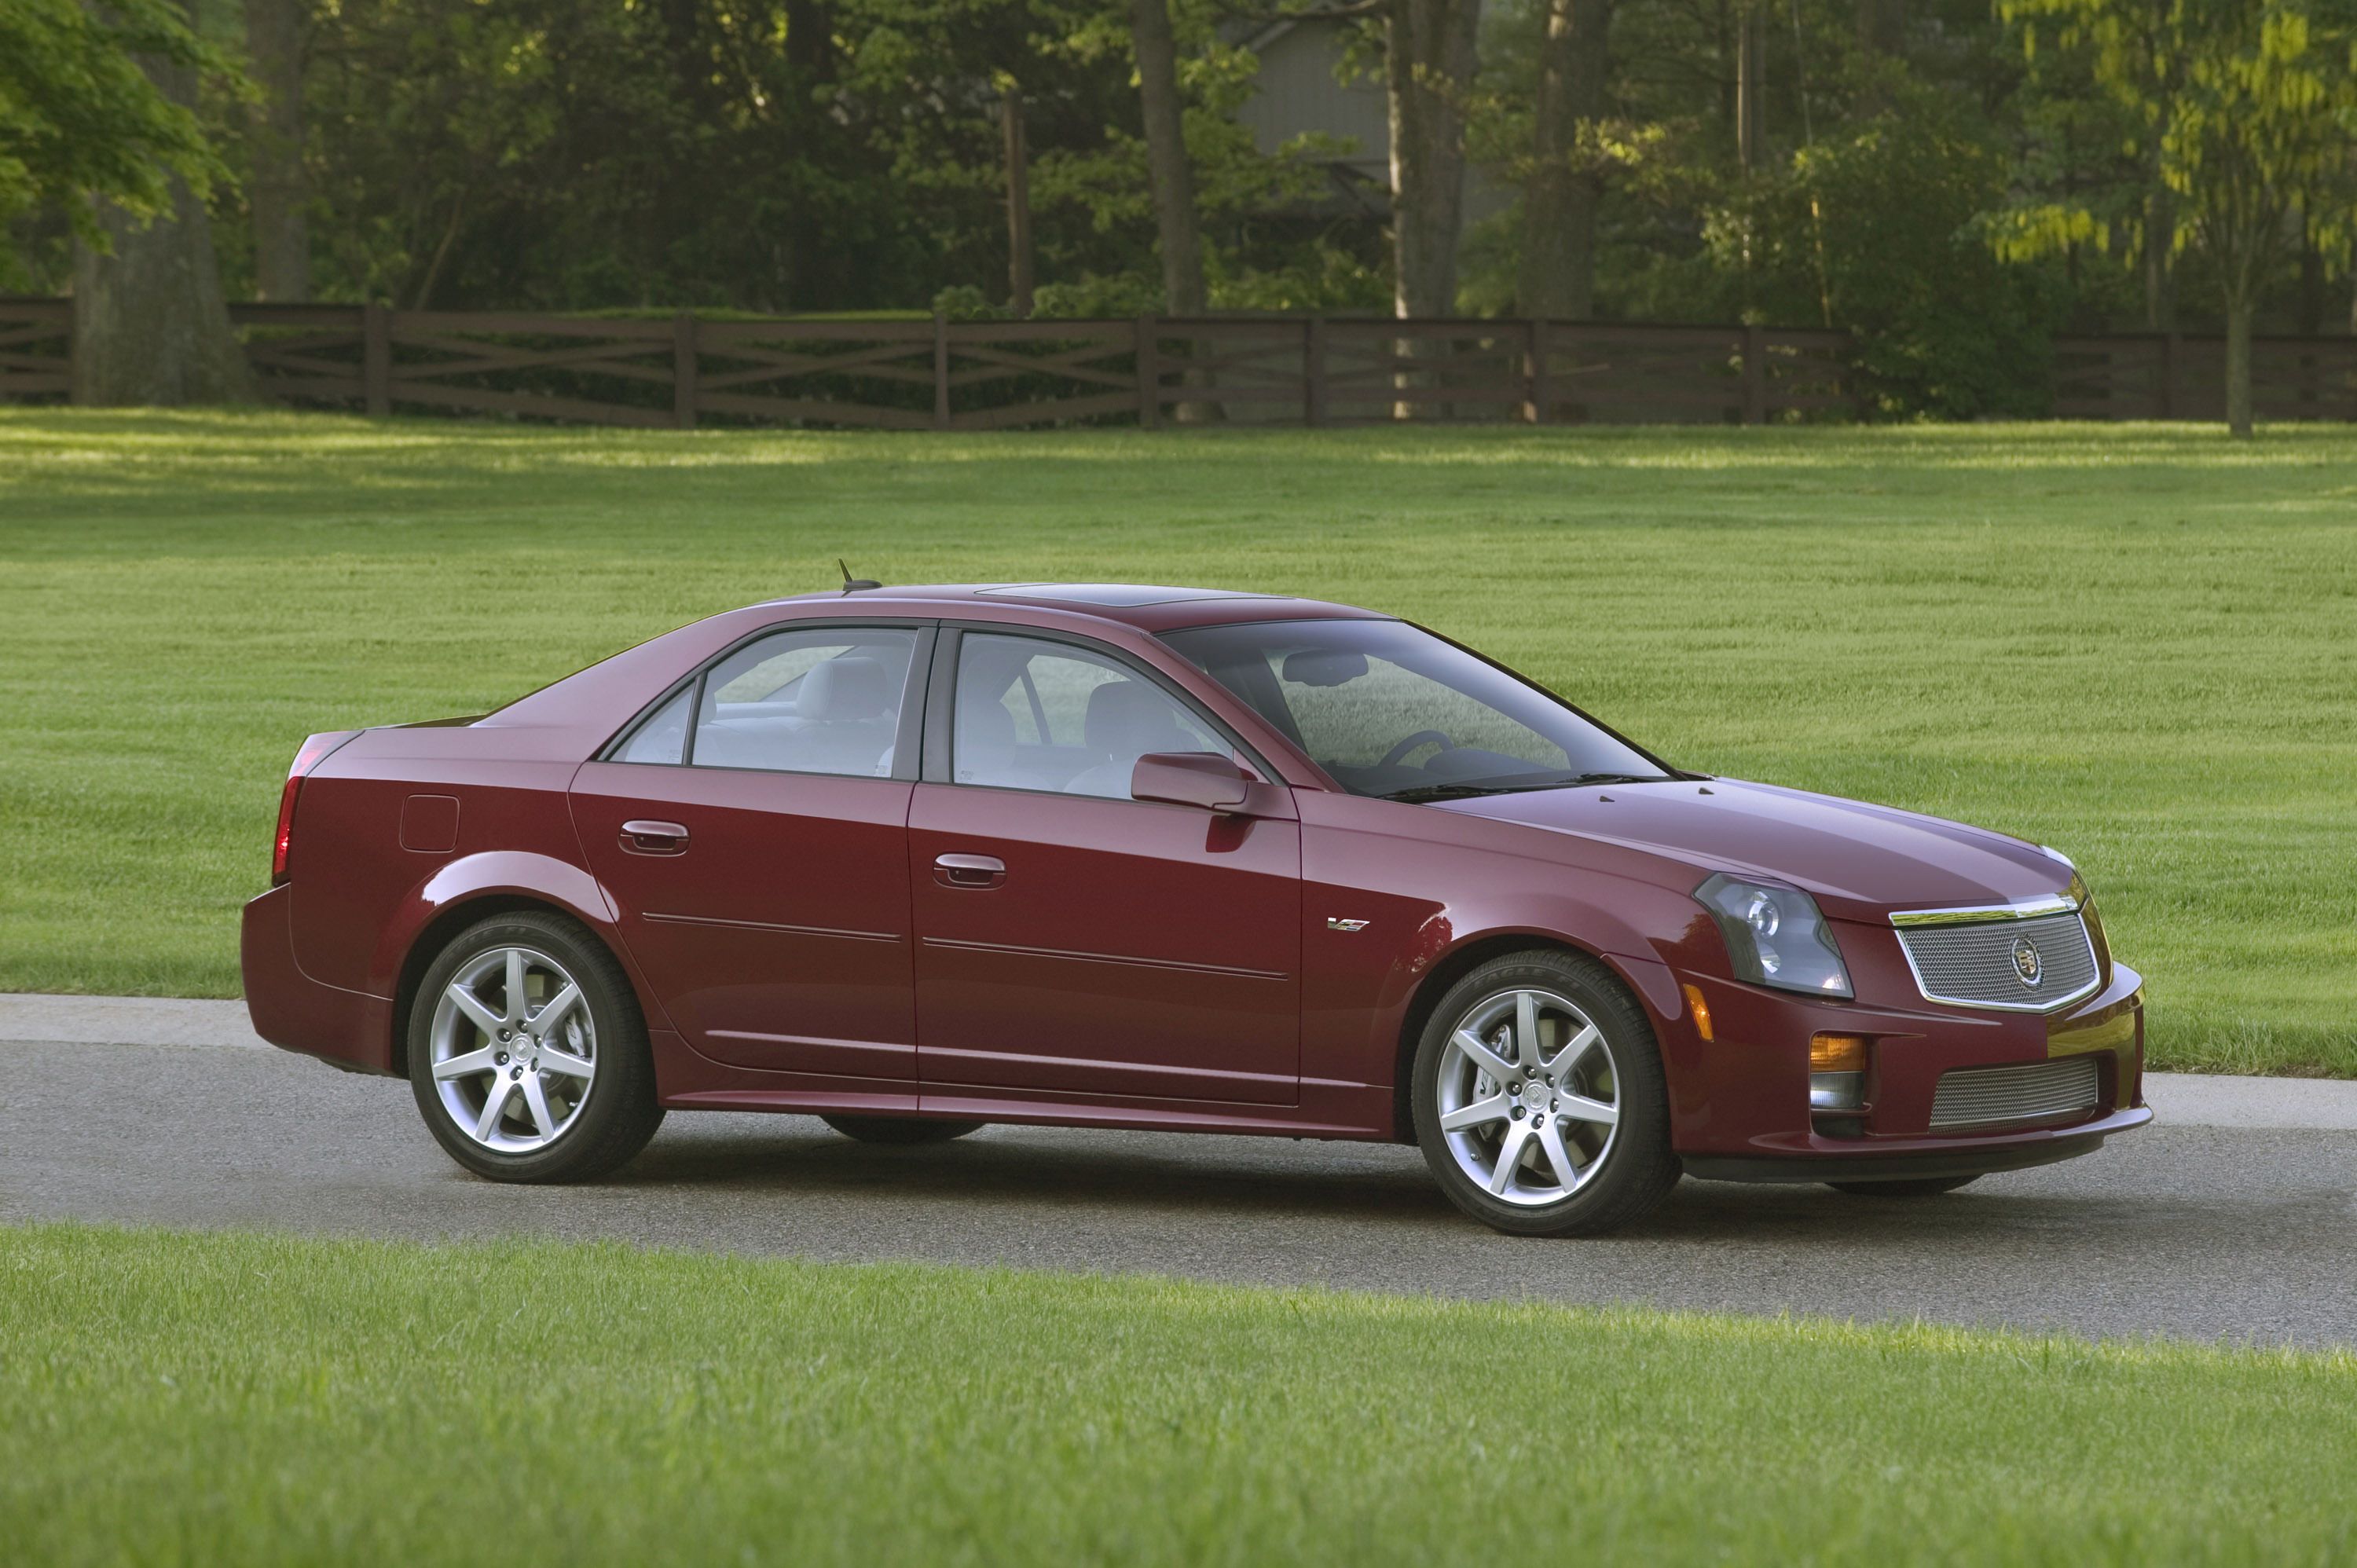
[244,0,308,300]
[1517,0,1613,317]
[1384,0,1483,315]
[33,0,257,405]
[1130,0,1207,314]
[2003,0,2357,435]
[0,0,222,275]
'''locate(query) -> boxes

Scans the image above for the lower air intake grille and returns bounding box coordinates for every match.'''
[1929,1056,2102,1131]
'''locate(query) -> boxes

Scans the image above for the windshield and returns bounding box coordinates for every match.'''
[1159,619,1672,800]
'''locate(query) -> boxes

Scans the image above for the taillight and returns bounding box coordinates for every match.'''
[272,731,359,885]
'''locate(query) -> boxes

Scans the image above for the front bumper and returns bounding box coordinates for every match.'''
[1661,941,2147,1176]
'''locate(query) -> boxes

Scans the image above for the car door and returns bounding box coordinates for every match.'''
[571,622,931,1084]
[907,628,1302,1107]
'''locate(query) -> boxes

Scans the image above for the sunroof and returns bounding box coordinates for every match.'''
[973,584,1277,607]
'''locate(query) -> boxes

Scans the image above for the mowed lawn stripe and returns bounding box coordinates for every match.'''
[2,1222,2353,1566]
[1,412,2352,1073]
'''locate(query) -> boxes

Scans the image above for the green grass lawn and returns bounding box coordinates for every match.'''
[2,1222,2350,1566]
[2,410,2352,1073]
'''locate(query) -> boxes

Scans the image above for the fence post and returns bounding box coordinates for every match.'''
[2157,332,2178,419]
[1740,323,1765,425]
[1135,315,1160,428]
[1303,316,1327,427]
[1527,318,1550,425]
[362,301,391,417]
[933,312,951,430]
[673,310,698,430]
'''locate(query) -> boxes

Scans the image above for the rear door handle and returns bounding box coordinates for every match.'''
[933,852,1006,888]
[620,820,690,855]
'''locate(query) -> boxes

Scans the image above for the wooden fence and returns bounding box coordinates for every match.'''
[5,298,2355,427]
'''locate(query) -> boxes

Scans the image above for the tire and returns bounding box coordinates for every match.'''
[820,1116,984,1145]
[1411,949,1680,1237]
[1826,1175,1980,1198]
[406,911,663,1183]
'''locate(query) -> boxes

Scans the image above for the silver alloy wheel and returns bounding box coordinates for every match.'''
[427,944,597,1154]
[1434,987,1621,1207]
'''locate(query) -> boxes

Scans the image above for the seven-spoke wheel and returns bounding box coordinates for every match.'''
[428,944,599,1153]
[407,911,662,1182]
[1433,987,1620,1206]
[1413,950,1680,1236]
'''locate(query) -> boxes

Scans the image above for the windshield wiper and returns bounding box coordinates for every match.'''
[1380,771,1670,804]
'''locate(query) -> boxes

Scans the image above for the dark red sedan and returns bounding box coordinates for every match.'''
[242,583,2148,1235]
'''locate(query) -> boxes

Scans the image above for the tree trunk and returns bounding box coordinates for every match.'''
[244,0,308,301]
[1001,82,1034,318]
[1517,0,1611,321]
[2224,288,2253,439]
[1131,0,1206,317]
[785,0,835,79]
[1734,0,1765,175]
[73,1,256,407]
[1384,0,1483,318]
[1853,0,1902,112]
[2143,182,2176,332]
[1856,0,1904,56]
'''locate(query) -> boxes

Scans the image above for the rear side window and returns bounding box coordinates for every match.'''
[691,627,918,777]
[612,687,692,765]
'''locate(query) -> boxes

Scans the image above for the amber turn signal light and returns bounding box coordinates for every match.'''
[1681,984,1714,1042]
[1809,1032,1869,1073]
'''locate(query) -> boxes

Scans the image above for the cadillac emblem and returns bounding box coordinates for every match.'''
[2011,935,2044,988]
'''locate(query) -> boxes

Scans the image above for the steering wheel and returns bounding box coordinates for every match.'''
[1378,730,1453,769]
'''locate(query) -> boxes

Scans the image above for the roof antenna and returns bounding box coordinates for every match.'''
[838,559,882,593]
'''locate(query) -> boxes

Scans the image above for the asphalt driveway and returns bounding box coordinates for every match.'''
[4,996,2353,1346]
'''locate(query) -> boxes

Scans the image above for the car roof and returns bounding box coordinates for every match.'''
[759,583,1391,634]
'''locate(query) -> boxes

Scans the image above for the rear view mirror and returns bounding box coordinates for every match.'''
[1131,752,1253,813]
[1281,650,1368,687]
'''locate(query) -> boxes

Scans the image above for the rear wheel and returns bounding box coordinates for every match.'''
[821,1116,984,1145]
[1826,1175,1980,1198]
[1412,950,1680,1237]
[407,912,662,1182]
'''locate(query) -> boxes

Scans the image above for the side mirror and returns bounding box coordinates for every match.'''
[1131,752,1253,813]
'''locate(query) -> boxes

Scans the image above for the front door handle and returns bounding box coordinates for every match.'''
[933,852,1006,889]
[620,820,690,855]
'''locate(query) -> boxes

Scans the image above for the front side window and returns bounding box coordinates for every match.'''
[1160,618,1666,801]
[688,626,918,777]
[952,633,1233,798]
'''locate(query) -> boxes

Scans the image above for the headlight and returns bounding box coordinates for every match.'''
[1695,874,1854,998]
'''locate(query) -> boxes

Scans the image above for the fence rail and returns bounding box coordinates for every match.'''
[5,299,2354,428]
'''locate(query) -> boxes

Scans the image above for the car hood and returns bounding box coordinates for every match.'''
[1435,778,2071,921]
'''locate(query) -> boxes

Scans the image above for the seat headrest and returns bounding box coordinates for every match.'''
[796,657,890,721]
[1083,680,1190,758]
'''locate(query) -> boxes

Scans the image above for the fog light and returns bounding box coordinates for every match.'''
[1809,1071,1865,1111]
[1808,1033,1870,1112]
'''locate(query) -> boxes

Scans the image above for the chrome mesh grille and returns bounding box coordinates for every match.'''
[1896,910,2099,1012]
[1929,1056,2102,1130]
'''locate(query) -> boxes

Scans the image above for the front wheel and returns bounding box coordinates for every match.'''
[407,911,663,1183]
[1412,950,1680,1237]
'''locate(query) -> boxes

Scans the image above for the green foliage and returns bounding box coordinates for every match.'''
[0,0,235,279]
[1725,99,2069,418]
[1999,0,2357,304]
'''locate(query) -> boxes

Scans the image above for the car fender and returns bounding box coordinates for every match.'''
[1406,885,1698,1031]
[367,848,625,1002]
